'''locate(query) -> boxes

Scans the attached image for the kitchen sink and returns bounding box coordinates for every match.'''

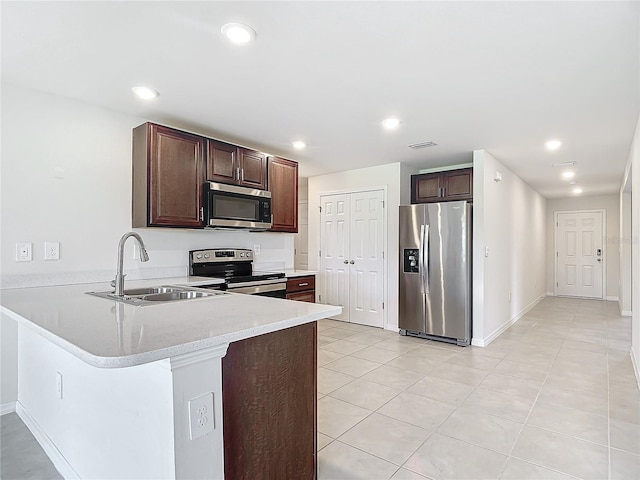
[86,285,224,306]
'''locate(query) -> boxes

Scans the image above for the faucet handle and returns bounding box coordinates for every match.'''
[110,274,126,288]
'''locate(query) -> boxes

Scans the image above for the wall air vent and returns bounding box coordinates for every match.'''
[408,141,438,149]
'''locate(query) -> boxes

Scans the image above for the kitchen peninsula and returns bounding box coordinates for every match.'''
[1,279,341,479]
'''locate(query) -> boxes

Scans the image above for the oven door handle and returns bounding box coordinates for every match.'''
[227,278,286,288]
[227,283,286,295]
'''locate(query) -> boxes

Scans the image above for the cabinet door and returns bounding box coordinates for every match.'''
[411,173,443,203]
[206,139,238,184]
[148,124,204,227]
[286,291,316,303]
[238,148,267,189]
[222,323,317,480]
[443,168,473,201]
[268,157,298,232]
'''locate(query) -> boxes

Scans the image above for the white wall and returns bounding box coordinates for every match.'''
[1,83,295,409]
[623,114,640,385]
[620,190,632,315]
[545,194,620,300]
[308,162,418,330]
[472,150,546,346]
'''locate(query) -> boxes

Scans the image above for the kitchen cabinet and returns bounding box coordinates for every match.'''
[268,157,299,233]
[222,322,317,480]
[411,168,473,203]
[132,123,204,228]
[206,140,267,190]
[286,275,316,303]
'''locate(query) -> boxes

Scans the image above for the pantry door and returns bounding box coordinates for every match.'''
[319,193,351,321]
[319,190,385,327]
[348,190,384,328]
[555,210,604,299]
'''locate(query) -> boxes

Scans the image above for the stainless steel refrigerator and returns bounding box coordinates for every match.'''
[399,201,471,346]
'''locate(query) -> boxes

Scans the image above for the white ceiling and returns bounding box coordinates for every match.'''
[2,1,638,198]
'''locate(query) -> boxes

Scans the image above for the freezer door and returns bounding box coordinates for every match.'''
[424,202,470,341]
[399,205,426,332]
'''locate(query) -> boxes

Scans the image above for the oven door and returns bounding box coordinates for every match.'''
[226,278,287,299]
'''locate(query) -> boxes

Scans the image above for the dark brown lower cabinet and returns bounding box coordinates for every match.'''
[222,322,317,480]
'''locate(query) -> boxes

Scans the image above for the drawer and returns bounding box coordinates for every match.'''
[286,291,315,303]
[286,275,315,293]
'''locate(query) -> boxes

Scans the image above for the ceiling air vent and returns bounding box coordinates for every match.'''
[408,141,438,149]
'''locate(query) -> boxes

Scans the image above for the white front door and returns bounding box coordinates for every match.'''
[320,194,350,321]
[349,190,384,327]
[319,190,385,327]
[556,211,604,299]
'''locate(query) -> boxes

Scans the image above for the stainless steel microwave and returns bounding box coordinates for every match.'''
[204,182,272,230]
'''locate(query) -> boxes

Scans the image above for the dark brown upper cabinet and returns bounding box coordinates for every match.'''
[133,123,204,228]
[268,157,299,233]
[206,140,267,190]
[411,168,473,204]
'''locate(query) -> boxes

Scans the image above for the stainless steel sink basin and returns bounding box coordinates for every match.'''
[142,291,212,301]
[86,285,225,306]
[122,286,183,296]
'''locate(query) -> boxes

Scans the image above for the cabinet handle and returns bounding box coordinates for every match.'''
[349,260,355,264]
[241,169,244,182]
[298,282,309,287]
[236,167,240,181]
[200,207,204,222]
[343,260,349,264]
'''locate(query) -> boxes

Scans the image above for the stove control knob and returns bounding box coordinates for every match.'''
[196,253,202,259]
[247,252,252,257]
[240,252,245,257]
[204,253,210,259]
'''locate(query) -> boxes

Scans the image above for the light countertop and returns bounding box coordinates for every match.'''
[1,277,340,369]
[282,269,318,278]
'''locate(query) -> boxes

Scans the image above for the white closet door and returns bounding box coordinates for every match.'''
[319,194,350,321]
[556,211,604,298]
[349,190,384,328]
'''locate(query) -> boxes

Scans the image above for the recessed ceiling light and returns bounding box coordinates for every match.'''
[132,86,159,100]
[381,118,400,130]
[221,23,256,45]
[561,171,575,180]
[546,140,562,151]
[292,141,306,150]
[572,187,583,194]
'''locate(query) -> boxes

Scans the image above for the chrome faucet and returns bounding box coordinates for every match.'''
[112,232,149,296]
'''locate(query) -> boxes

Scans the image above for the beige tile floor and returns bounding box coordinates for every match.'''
[317,297,640,480]
[1,297,639,479]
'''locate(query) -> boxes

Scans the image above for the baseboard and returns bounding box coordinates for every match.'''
[631,348,640,391]
[472,293,546,348]
[1,401,16,416]
[605,296,619,302]
[16,402,80,480]
[546,291,555,297]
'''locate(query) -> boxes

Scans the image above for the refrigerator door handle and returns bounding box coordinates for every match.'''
[420,224,429,294]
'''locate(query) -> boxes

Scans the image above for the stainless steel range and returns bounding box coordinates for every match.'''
[189,248,286,298]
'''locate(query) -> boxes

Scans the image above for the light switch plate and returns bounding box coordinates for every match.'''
[16,243,32,262]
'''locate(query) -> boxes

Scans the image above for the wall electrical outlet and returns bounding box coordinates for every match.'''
[188,393,214,440]
[16,243,32,262]
[44,242,60,260]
